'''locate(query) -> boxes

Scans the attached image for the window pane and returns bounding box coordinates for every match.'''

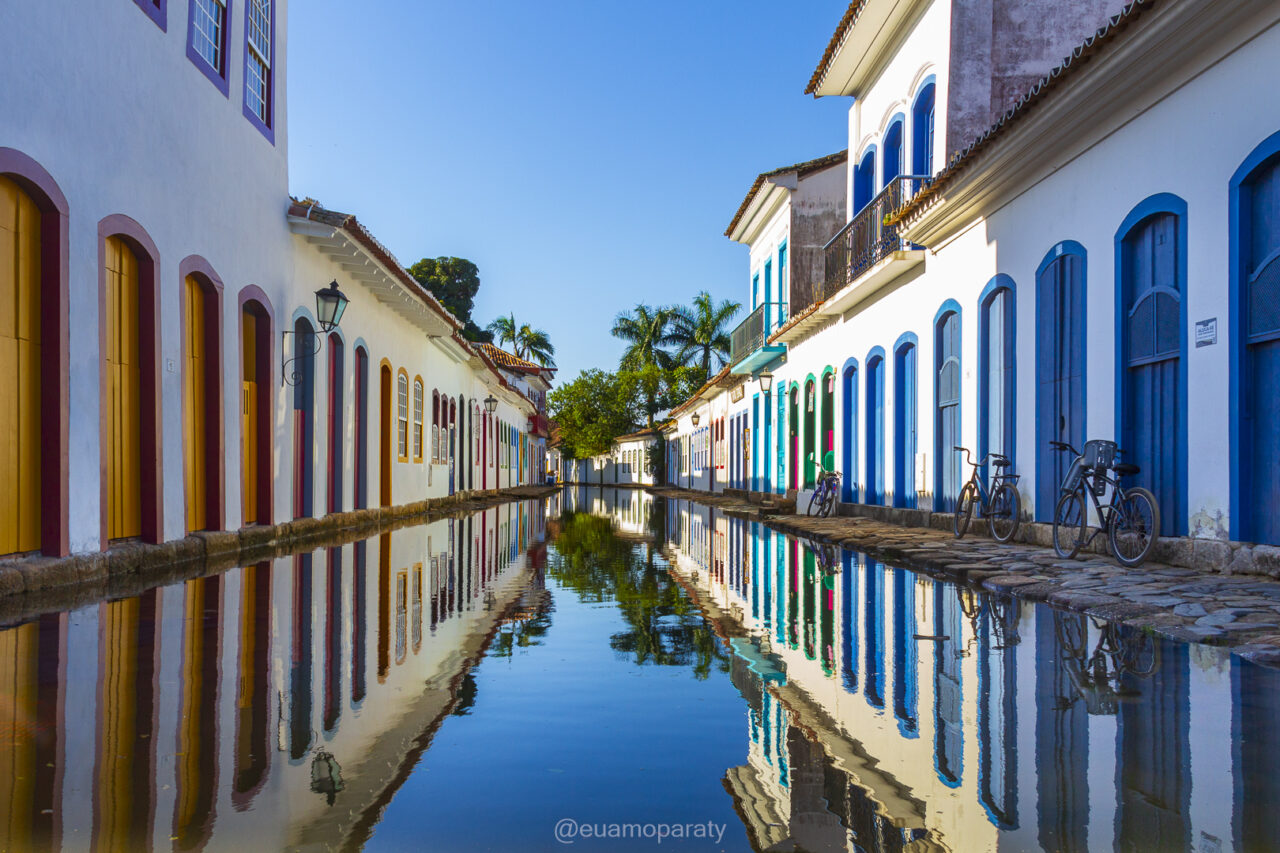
[192,0,226,72]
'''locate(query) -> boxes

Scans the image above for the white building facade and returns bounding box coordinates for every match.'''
[670,0,1280,557]
[0,0,543,562]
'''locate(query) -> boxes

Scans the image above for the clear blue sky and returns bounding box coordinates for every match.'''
[288,2,850,382]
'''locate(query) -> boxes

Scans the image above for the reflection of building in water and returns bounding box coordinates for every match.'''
[663,499,1280,852]
[559,485,655,541]
[0,501,546,851]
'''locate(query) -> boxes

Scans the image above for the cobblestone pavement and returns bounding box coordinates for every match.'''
[650,487,1280,667]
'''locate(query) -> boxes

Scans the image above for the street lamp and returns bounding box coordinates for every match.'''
[315,280,349,332]
[758,371,774,394]
[691,411,701,426]
[484,394,498,414]
[283,280,350,386]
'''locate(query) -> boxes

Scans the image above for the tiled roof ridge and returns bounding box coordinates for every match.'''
[890,0,1159,225]
[725,150,848,238]
[805,1,871,96]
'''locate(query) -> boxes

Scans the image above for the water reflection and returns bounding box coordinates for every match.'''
[2,490,1279,852]
[0,500,544,852]
[663,496,1280,853]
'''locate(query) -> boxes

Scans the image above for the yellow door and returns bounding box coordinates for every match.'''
[242,309,258,524]
[184,276,207,531]
[0,176,42,555]
[105,236,141,540]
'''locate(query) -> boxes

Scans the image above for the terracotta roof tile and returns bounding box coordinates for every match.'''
[725,150,847,238]
[805,1,871,96]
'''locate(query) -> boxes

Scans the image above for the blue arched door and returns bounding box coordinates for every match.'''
[1036,247,1086,521]
[1120,208,1185,535]
[936,310,961,511]
[1240,155,1280,545]
[893,339,917,508]
[866,354,885,505]
[842,364,858,502]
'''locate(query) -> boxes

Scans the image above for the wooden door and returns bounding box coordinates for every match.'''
[1122,213,1183,535]
[1036,251,1085,521]
[936,312,961,511]
[379,365,392,507]
[105,236,141,539]
[184,276,207,531]
[866,357,884,505]
[1244,159,1280,544]
[241,309,259,524]
[0,177,41,554]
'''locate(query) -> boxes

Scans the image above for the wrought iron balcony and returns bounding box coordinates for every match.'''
[822,174,930,302]
[729,301,787,368]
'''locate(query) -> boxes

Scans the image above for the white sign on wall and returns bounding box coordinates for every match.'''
[1195,317,1218,348]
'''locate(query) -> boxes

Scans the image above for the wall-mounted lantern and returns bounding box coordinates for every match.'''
[484,394,498,414]
[691,411,701,426]
[758,371,774,394]
[283,280,350,386]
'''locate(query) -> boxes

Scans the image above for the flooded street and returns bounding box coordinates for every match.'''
[1,488,1278,851]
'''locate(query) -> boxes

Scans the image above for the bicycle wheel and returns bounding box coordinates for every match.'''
[953,481,977,538]
[1053,488,1087,559]
[988,482,1022,543]
[1109,486,1160,567]
[820,487,836,518]
[807,489,821,516]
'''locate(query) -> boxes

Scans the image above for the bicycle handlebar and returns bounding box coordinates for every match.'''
[953,446,1005,469]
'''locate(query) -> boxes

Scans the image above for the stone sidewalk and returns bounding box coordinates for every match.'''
[650,486,1280,667]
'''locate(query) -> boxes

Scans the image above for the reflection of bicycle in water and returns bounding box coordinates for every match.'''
[956,587,1021,656]
[1053,610,1158,714]
[804,538,841,577]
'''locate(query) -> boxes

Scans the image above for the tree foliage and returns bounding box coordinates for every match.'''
[407,256,493,343]
[668,291,741,382]
[547,369,641,459]
[487,313,557,367]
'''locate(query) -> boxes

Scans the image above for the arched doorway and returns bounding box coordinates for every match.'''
[893,334,917,509]
[0,159,69,557]
[379,362,392,507]
[866,350,885,505]
[788,385,799,491]
[326,333,344,514]
[291,317,316,519]
[101,219,162,543]
[803,378,817,487]
[181,261,224,533]
[239,291,273,526]
[353,346,368,509]
[1035,243,1086,521]
[841,361,858,502]
[820,369,834,475]
[1234,141,1280,544]
[935,307,961,512]
[1118,198,1186,536]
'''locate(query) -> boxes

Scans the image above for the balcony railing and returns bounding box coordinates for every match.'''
[730,301,787,365]
[822,174,930,301]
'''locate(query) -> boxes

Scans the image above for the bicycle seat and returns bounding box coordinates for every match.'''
[1114,462,1140,476]
[991,455,1011,468]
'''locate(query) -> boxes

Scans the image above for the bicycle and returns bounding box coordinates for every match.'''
[952,446,1022,542]
[806,466,841,518]
[1049,439,1161,566]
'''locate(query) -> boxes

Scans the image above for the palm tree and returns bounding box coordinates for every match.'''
[486,314,556,367]
[611,304,676,371]
[487,313,518,348]
[669,291,741,381]
[515,324,556,367]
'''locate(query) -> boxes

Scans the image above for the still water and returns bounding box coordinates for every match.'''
[0,489,1277,852]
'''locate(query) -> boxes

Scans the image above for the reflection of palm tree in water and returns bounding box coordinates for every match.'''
[548,509,730,679]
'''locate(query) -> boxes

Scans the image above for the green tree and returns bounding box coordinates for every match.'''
[611,304,676,371]
[616,362,701,429]
[547,369,641,459]
[408,256,493,343]
[669,291,741,381]
[487,314,556,367]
